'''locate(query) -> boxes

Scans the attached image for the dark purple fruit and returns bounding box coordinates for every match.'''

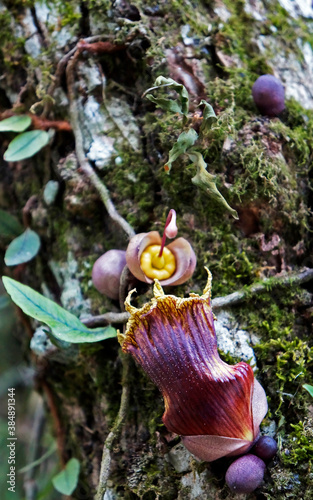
[92,249,126,300]
[252,436,278,461]
[225,454,266,494]
[252,74,285,116]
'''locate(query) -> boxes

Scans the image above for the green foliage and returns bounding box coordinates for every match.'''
[189,151,238,219]
[143,76,237,218]
[2,277,117,343]
[4,228,41,266]
[282,421,313,466]
[52,458,80,495]
[145,76,189,117]
[303,384,313,398]
[166,129,198,172]
[4,130,49,162]
[199,99,217,133]
[0,115,31,132]
[0,210,23,239]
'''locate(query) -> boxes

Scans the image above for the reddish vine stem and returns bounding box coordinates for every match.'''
[40,380,67,467]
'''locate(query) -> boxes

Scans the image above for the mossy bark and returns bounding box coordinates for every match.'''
[1,1,313,499]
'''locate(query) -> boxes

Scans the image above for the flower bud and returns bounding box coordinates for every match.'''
[225,454,266,494]
[252,74,285,116]
[252,435,277,461]
[92,249,126,300]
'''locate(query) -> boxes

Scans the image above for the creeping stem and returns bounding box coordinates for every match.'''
[94,353,130,500]
[66,51,135,240]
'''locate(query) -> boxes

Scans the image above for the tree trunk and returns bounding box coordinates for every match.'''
[1,1,313,499]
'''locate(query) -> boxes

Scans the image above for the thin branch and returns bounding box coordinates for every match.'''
[66,51,135,240]
[211,267,313,311]
[83,268,313,327]
[82,311,130,328]
[95,353,130,500]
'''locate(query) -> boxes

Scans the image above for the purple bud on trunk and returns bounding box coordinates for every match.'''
[225,454,266,494]
[252,74,285,116]
[92,249,126,300]
[252,435,278,461]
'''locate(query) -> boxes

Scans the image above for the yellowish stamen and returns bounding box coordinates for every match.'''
[140,244,176,280]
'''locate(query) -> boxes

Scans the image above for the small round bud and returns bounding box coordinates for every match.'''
[252,436,277,461]
[252,74,285,116]
[92,249,126,300]
[225,454,266,494]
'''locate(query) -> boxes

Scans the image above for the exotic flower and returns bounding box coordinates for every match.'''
[119,269,268,462]
[126,209,196,286]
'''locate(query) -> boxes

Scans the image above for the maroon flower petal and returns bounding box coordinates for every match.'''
[181,435,253,462]
[121,275,260,444]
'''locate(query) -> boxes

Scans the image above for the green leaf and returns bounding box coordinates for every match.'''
[2,277,118,343]
[0,115,31,132]
[146,95,183,114]
[303,384,313,397]
[4,130,49,162]
[199,99,217,133]
[145,76,189,116]
[188,152,239,219]
[0,209,23,238]
[43,180,59,205]
[165,129,198,172]
[52,458,80,495]
[4,228,41,266]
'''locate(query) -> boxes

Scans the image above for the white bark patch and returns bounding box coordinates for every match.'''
[215,311,259,369]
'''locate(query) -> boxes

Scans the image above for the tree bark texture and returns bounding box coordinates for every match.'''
[1,1,313,499]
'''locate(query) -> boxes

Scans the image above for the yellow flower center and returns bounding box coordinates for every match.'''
[140,245,176,280]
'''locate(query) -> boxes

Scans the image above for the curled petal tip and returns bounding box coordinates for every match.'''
[202,267,212,298]
[125,288,139,314]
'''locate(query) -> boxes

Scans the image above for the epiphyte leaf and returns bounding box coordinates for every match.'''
[165,129,198,172]
[2,277,118,343]
[303,384,313,397]
[4,130,49,162]
[0,115,31,132]
[199,99,217,133]
[145,76,189,116]
[0,209,23,238]
[52,458,80,495]
[188,151,239,219]
[4,228,41,266]
[43,180,59,205]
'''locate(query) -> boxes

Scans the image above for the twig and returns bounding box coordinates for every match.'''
[66,51,135,240]
[95,353,130,500]
[211,268,313,310]
[82,311,130,328]
[83,268,313,327]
